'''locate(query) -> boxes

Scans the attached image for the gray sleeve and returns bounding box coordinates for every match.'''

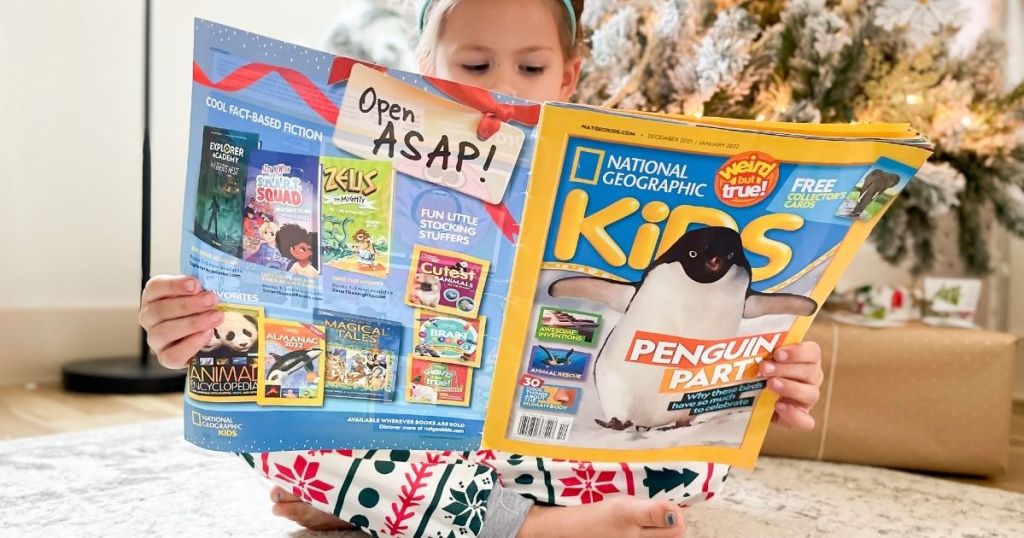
[478,480,534,538]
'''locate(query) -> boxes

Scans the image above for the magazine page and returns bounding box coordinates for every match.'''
[181,20,539,453]
[483,103,933,468]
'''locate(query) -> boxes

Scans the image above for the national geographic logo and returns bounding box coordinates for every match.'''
[192,411,242,437]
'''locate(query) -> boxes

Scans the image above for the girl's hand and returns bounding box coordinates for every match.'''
[759,341,823,431]
[138,275,222,369]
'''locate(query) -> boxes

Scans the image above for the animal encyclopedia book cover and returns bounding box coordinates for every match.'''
[483,103,932,467]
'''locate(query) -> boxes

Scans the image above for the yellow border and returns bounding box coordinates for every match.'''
[404,245,492,319]
[187,303,265,403]
[412,309,486,368]
[405,357,474,407]
[483,104,932,468]
[257,319,326,407]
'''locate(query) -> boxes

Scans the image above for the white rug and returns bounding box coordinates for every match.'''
[1,419,1021,537]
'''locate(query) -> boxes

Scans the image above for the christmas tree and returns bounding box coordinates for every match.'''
[330,0,1024,274]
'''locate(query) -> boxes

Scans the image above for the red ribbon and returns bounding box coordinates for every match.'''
[424,76,541,140]
[193,62,340,123]
[424,76,539,242]
[193,61,525,243]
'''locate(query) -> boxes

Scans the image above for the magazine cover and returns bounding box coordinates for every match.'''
[320,309,402,401]
[241,149,320,276]
[187,304,264,403]
[320,157,394,278]
[194,127,259,258]
[483,103,932,467]
[181,20,537,452]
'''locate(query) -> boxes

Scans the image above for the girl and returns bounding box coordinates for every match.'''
[139,1,823,536]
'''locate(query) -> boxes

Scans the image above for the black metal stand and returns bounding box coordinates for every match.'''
[61,0,185,394]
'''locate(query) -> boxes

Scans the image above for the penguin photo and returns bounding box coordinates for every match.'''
[548,226,818,432]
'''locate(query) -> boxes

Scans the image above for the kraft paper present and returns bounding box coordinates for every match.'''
[762,319,1018,477]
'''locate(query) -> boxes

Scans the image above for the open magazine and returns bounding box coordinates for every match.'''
[182,20,932,468]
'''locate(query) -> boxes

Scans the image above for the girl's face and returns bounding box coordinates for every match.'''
[429,0,581,103]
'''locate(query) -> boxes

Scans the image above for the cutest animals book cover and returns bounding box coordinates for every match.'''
[257,320,325,406]
[242,149,321,277]
[194,127,259,258]
[319,310,401,402]
[187,304,264,402]
[484,103,932,468]
[405,246,490,319]
[320,157,394,278]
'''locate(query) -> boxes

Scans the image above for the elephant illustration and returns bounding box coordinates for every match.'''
[852,169,901,216]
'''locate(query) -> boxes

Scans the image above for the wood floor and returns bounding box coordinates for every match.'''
[1,383,1021,494]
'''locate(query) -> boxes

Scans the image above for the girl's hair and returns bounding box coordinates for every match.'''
[416,0,585,72]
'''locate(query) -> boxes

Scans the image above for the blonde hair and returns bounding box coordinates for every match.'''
[416,0,585,73]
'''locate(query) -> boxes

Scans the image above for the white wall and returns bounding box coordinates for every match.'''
[0,0,347,382]
[1,0,143,309]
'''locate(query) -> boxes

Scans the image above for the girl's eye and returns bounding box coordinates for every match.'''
[521,65,545,75]
[462,63,489,73]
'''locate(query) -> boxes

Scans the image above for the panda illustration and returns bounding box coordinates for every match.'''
[213,311,259,355]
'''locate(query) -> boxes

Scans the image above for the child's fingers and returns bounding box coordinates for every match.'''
[146,310,224,353]
[138,292,219,329]
[774,341,821,364]
[142,275,201,303]
[767,377,819,408]
[154,329,215,369]
[774,401,816,431]
[759,361,823,386]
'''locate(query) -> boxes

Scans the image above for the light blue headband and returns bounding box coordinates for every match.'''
[418,0,578,44]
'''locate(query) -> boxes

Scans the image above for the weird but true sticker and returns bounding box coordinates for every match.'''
[405,246,490,318]
[406,358,472,407]
[258,320,325,406]
[412,310,485,368]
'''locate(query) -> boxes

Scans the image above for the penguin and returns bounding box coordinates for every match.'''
[548,226,818,431]
[266,348,324,382]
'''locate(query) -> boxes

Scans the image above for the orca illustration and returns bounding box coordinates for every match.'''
[266,348,324,382]
[548,226,818,431]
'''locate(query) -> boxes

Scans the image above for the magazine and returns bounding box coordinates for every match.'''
[181,21,932,467]
[182,20,536,453]
[482,103,931,466]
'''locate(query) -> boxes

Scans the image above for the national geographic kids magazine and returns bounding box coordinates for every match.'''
[481,105,931,467]
[182,21,932,468]
[183,20,536,453]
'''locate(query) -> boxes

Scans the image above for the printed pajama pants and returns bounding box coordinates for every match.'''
[239,449,730,538]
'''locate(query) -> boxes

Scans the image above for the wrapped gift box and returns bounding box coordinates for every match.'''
[762,318,1018,477]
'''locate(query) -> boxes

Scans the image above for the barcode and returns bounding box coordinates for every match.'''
[514,413,573,442]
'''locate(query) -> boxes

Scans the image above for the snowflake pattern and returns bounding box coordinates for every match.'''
[442,472,491,535]
[559,463,620,503]
[274,454,336,505]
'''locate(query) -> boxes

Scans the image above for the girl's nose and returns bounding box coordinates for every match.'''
[490,71,519,97]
